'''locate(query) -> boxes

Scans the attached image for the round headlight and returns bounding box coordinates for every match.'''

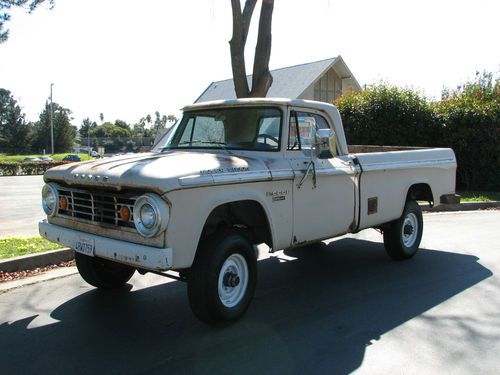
[140,204,156,228]
[42,183,59,216]
[133,193,169,237]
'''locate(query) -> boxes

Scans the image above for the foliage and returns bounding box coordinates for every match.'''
[30,102,77,153]
[458,191,500,202]
[0,0,54,43]
[0,160,66,175]
[0,161,18,175]
[0,236,61,259]
[433,71,500,190]
[335,84,441,147]
[0,152,92,161]
[334,73,500,190]
[91,121,131,138]
[79,117,97,138]
[0,88,31,153]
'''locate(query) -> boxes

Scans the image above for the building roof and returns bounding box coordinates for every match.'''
[195,56,360,103]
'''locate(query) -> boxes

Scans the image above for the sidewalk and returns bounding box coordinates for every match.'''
[0,201,498,292]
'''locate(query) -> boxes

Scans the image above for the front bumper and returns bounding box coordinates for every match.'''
[39,220,173,271]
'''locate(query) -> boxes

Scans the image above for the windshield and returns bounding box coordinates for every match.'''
[160,107,282,151]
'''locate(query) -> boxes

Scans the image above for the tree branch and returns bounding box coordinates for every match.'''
[250,0,273,97]
[229,0,257,98]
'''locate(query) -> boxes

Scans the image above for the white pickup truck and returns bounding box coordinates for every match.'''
[39,99,458,325]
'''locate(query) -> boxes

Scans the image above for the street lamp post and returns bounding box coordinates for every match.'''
[50,83,54,154]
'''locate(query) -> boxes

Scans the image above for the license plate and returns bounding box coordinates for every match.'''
[75,236,95,256]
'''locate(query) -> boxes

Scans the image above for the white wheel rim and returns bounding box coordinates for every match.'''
[218,253,249,308]
[402,212,418,248]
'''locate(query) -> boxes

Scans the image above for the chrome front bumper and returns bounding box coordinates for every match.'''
[39,220,173,271]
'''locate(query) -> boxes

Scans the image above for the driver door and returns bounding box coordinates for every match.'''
[287,109,356,244]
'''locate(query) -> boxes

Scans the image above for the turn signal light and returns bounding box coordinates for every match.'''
[119,206,131,221]
[59,196,68,210]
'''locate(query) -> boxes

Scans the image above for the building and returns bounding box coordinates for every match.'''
[195,56,361,104]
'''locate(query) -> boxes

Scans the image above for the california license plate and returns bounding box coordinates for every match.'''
[75,236,95,256]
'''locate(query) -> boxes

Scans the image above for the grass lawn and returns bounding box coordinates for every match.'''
[458,191,500,202]
[0,153,93,162]
[0,236,62,259]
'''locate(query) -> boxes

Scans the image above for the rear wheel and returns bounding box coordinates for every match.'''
[75,252,135,288]
[187,231,257,325]
[383,200,423,260]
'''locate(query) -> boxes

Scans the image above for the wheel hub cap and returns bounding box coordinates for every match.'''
[218,253,249,308]
[404,224,414,236]
[402,213,418,247]
[223,272,240,287]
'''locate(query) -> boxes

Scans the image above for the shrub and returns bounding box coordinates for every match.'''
[335,84,442,147]
[0,161,67,176]
[434,72,500,190]
[334,76,500,190]
[0,162,19,176]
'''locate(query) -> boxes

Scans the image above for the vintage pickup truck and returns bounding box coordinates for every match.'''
[39,98,458,325]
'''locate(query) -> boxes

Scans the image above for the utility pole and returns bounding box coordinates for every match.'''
[50,83,54,154]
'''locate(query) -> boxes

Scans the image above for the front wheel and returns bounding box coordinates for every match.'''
[187,231,257,325]
[383,200,423,260]
[75,252,136,288]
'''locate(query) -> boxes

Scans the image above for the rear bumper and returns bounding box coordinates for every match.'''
[39,220,173,271]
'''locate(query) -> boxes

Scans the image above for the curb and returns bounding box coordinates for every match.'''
[0,201,498,274]
[0,248,74,273]
[421,201,500,212]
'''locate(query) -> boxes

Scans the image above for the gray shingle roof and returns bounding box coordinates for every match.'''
[195,57,339,103]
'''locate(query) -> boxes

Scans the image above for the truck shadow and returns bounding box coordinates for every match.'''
[0,239,492,375]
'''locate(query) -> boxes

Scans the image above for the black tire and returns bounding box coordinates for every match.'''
[75,252,135,289]
[383,200,423,261]
[187,231,257,325]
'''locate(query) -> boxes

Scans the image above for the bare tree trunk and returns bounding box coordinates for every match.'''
[229,0,257,98]
[230,0,274,98]
[250,0,274,97]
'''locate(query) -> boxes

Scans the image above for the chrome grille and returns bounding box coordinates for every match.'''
[56,186,136,229]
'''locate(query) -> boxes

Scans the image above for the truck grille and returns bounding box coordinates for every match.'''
[56,186,137,229]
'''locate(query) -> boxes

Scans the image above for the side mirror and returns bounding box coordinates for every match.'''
[315,129,337,159]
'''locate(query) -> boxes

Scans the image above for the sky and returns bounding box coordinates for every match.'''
[0,0,499,128]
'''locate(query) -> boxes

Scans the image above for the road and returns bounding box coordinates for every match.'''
[0,210,498,374]
[0,175,45,237]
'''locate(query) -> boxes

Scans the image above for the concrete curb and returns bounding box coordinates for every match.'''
[421,201,500,212]
[0,248,74,273]
[0,201,498,274]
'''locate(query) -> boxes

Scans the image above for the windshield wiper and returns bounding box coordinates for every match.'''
[164,141,232,155]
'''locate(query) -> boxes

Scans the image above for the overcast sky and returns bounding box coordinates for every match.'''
[0,0,499,127]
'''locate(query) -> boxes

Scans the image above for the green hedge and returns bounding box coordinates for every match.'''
[335,85,442,147]
[335,74,500,190]
[0,161,68,176]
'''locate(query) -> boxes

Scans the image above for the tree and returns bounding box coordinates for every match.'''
[79,117,97,149]
[0,88,30,153]
[31,102,76,153]
[79,117,97,138]
[114,119,131,132]
[0,0,54,43]
[91,122,131,138]
[230,0,274,98]
[434,71,500,190]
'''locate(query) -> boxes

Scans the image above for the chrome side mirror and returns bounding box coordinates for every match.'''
[315,129,337,159]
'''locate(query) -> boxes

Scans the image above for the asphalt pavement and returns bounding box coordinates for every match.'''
[0,210,499,374]
[0,175,45,237]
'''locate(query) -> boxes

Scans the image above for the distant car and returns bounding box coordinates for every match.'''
[62,154,81,162]
[21,157,41,163]
[39,156,54,162]
[90,150,101,158]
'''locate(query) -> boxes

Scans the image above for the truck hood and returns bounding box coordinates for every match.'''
[43,151,273,193]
